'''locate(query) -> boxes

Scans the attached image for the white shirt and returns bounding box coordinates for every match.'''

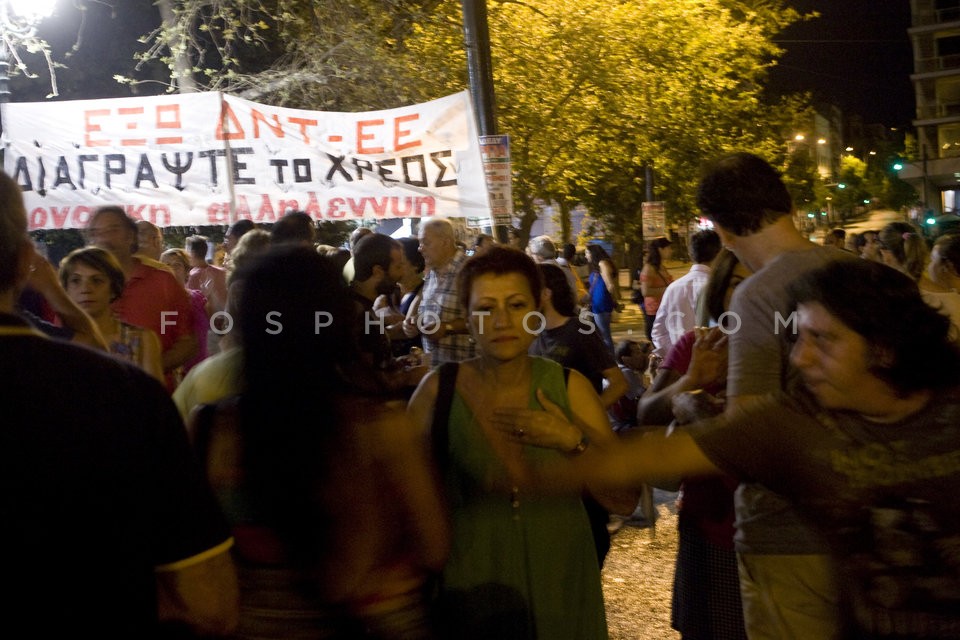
[650,263,711,358]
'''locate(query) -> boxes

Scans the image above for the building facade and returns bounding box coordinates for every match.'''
[905,0,960,214]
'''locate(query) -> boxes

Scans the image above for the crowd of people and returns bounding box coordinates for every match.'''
[6,149,960,640]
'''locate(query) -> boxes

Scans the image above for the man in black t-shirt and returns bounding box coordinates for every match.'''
[0,172,238,637]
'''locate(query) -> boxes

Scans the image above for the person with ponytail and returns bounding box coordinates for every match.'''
[879,222,960,341]
[638,237,674,341]
[878,222,932,284]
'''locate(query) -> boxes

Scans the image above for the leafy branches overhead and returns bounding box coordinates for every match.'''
[138,0,448,109]
[404,0,807,244]
[138,0,810,248]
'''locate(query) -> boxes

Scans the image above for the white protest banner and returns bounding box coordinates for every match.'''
[3,91,492,230]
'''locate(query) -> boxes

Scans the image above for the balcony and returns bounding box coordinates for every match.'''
[912,5,960,29]
[914,54,960,74]
[916,102,960,118]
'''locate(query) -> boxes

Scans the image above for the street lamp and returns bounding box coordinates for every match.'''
[0,0,58,103]
[7,0,56,21]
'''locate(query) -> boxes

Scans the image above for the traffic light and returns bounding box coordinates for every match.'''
[892,161,904,171]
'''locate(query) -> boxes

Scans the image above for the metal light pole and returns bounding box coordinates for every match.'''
[460,0,509,242]
[461,0,497,138]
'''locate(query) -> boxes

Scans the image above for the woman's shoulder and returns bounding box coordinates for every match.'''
[529,355,569,389]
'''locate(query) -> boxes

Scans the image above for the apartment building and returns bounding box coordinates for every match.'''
[905,0,960,214]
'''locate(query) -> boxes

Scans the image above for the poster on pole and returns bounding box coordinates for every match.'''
[479,134,512,226]
[641,201,667,239]
[3,91,492,230]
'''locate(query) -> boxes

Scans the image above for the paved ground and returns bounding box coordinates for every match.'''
[611,259,690,345]
[603,490,681,639]
[600,261,690,639]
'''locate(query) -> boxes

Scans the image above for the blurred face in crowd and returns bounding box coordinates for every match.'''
[161,252,190,285]
[621,342,651,372]
[375,247,405,295]
[65,262,113,317]
[860,232,881,261]
[418,225,455,269]
[721,262,752,314]
[136,222,163,260]
[789,302,888,416]
[468,272,538,362]
[87,211,135,260]
[224,233,240,254]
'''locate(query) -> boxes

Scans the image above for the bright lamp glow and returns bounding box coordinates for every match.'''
[7,0,57,21]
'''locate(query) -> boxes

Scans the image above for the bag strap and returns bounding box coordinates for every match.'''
[431,362,459,472]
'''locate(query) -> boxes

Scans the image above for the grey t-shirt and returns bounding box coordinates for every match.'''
[689,388,960,638]
[726,245,853,554]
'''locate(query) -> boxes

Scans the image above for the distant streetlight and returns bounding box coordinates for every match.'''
[817,138,826,145]
[845,146,854,152]
[794,134,805,141]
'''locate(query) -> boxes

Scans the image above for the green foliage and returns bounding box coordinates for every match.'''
[782,147,819,214]
[106,0,812,260]
[402,0,807,260]
[830,155,868,222]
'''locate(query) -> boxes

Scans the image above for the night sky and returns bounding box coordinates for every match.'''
[18,1,917,130]
[768,0,915,127]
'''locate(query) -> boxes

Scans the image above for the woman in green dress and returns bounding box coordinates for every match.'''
[408,247,611,640]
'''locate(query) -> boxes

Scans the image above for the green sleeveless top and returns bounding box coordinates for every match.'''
[437,356,608,640]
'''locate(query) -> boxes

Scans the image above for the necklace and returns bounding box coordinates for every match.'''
[460,359,532,513]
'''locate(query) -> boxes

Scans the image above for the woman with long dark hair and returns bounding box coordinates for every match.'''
[637,237,673,341]
[585,244,622,354]
[191,246,448,639]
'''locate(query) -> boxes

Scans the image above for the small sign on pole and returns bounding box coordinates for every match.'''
[480,134,513,226]
[641,201,667,238]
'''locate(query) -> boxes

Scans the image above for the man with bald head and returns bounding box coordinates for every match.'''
[136,220,165,263]
[406,218,476,364]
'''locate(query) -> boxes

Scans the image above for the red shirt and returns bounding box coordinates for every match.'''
[112,258,194,353]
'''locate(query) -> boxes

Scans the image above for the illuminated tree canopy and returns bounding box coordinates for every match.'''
[30,1,836,251]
